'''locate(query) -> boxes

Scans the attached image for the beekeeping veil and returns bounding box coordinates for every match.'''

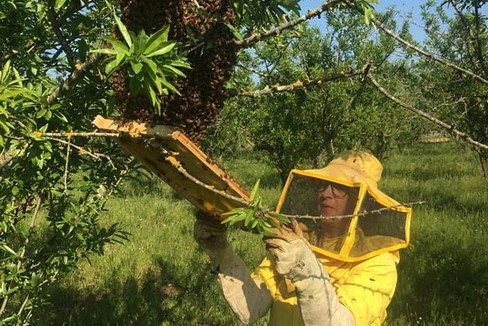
[275,150,412,262]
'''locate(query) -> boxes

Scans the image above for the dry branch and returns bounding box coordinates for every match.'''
[367,72,488,151]
[345,0,488,85]
[235,0,345,48]
[279,200,425,221]
[234,69,363,97]
[45,54,101,107]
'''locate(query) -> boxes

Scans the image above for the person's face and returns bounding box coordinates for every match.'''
[317,183,351,217]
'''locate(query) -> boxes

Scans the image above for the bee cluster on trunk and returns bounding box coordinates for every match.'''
[109,0,238,142]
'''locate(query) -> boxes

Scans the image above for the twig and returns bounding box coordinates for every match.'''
[43,136,116,168]
[278,201,425,221]
[0,196,42,316]
[39,131,122,138]
[345,1,488,85]
[47,2,77,67]
[233,69,363,97]
[45,54,101,107]
[367,72,488,151]
[235,0,345,48]
[63,139,71,195]
[157,147,249,206]
[17,295,30,320]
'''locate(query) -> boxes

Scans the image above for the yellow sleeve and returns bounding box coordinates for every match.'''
[335,253,398,326]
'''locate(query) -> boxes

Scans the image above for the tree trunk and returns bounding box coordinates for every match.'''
[480,154,488,178]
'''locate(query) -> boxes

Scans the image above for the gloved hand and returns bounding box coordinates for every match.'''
[264,219,354,325]
[193,210,230,270]
[263,219,320,283]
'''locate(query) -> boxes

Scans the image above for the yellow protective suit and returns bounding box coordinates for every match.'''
[252,251,399,326]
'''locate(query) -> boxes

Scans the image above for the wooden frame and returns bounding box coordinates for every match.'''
[93,115,250,218]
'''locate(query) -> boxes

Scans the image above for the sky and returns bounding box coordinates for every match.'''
[298,0,429,42]
[296,0,488,43]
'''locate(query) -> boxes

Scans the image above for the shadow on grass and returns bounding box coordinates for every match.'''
[41,251,237,326]
[388,232,488,325]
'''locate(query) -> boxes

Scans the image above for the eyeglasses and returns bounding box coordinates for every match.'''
[316,182,349,199]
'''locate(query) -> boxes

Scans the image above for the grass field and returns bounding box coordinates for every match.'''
[42,141,488,325]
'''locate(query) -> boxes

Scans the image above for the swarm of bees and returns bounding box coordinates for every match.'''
[109,0,238,142]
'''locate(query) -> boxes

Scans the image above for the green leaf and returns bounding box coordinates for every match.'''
[146,43,176,58]
[159,78,180,95]
[140,57,159,76]
[0,120,11,134]
[54,0,67,11]
[144,25,171,56]
[147,86,159,112]
[1,61,10,84]
[105,53,125,75]
[364,7,373,25]
[221,207,246,217]
[268,211,291,224]
[89,48,119,56]
[36,108,47,118]
[149,74,163,94]
[250,179,261,201]
[225,23,243,41]
[162,64,187,78]
[54,112,68,123]
[130,61,143,74]
[2,244,17,256]
[108,38,130,55]
[133,30,148,55]
[169,60,191,69]
[115,16,132,48]
[244,210,254,227]
[250,218,259,229]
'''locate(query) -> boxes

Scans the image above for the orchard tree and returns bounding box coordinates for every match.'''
[418,0,488,176]
[352,0,488,175]
[208,7,423,182]
[0,0,384,323]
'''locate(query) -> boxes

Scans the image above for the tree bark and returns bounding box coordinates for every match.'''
[480,154,488,178]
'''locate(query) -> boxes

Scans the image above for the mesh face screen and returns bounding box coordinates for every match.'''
[277,172,410,261]
[279,175,359,217]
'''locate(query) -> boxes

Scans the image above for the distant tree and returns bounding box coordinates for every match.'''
[417,0,488,176]
[208,9,423,182]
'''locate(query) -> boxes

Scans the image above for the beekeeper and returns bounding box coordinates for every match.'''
[194,150,412,325]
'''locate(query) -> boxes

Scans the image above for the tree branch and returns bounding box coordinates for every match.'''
[361,5,488,85]
[367,72,488,151]
[47,2,77,67]
[235,0,345,48]
[42,136,116,167]
[278,200,425,221]
[45,54,101,108]
[38,131,121,138]
[232,69,363,97]
[0,195,42,316]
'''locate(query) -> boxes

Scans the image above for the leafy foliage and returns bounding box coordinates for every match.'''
[418,0,488,175]
[221,180,290,235]
[91,16,190,114]
[1,0,486,324]
[0,1,136,323]
[232,0,301,32]
[209,16,423,182]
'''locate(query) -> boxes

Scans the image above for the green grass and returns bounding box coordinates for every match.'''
[383,142,488,325]
[41,142,488,325]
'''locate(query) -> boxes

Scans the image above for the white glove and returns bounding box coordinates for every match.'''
[264,220,354,325]
[193,210,230,270]
[264,220,326,285]
[193,210,273,323]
